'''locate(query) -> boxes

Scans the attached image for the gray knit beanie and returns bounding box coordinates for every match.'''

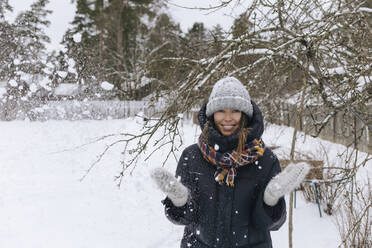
[206,77,253,118]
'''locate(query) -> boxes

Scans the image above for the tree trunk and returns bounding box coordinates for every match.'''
[115,0,128,99]
[117,0,125,59]
[288,74,307,248]
[98,0,104,82]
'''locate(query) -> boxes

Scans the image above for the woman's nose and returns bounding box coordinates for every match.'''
[224,113,232,121]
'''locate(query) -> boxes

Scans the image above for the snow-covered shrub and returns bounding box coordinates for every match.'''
[336,180,371,248]
[34,100,150,121]
[0,99,157,121]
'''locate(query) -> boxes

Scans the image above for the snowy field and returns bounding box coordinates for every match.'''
[0,118,370,248]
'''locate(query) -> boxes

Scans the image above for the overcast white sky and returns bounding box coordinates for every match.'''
[167,0,250,31]
[8,0,250,52]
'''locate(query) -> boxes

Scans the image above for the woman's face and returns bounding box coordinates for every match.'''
[213,109,242,136]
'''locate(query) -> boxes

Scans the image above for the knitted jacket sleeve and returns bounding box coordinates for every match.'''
[162,148,199,226]
[252,154,287,231]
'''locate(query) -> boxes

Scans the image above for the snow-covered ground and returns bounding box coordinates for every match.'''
[0,118,370,248]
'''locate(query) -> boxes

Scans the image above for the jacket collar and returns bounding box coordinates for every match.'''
[197,101,264,153]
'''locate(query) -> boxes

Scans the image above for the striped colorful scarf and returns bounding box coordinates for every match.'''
[197,135,265,187]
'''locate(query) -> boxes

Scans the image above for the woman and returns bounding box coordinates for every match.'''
[152,77,309,248]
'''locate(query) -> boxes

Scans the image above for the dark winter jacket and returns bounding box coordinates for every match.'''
[163,101,286,248]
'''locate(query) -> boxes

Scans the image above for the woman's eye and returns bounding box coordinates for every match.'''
[233,110,240,113]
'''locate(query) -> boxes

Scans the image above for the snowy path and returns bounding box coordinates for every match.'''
[1,119,365,248]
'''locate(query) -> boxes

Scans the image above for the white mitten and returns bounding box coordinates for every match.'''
[151,167,189,207]
[264,162,310,206]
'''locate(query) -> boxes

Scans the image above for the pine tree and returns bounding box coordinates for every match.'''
[63,0,160,100]
[209,24,226,56]
[0,0,15,82]
[231,12,254,39]
[0,0,11,19]
[1,0,52,120]
[13,0,51,80]
[184,22,209,59]
[62,0,101,88]
[145,13,183,84]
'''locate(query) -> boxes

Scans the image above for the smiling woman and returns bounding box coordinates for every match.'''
[213,108,242,136]
[205,77,251,137]
[151,76,310,248]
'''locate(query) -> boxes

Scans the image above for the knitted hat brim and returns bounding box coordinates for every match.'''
[206,96,253,118]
